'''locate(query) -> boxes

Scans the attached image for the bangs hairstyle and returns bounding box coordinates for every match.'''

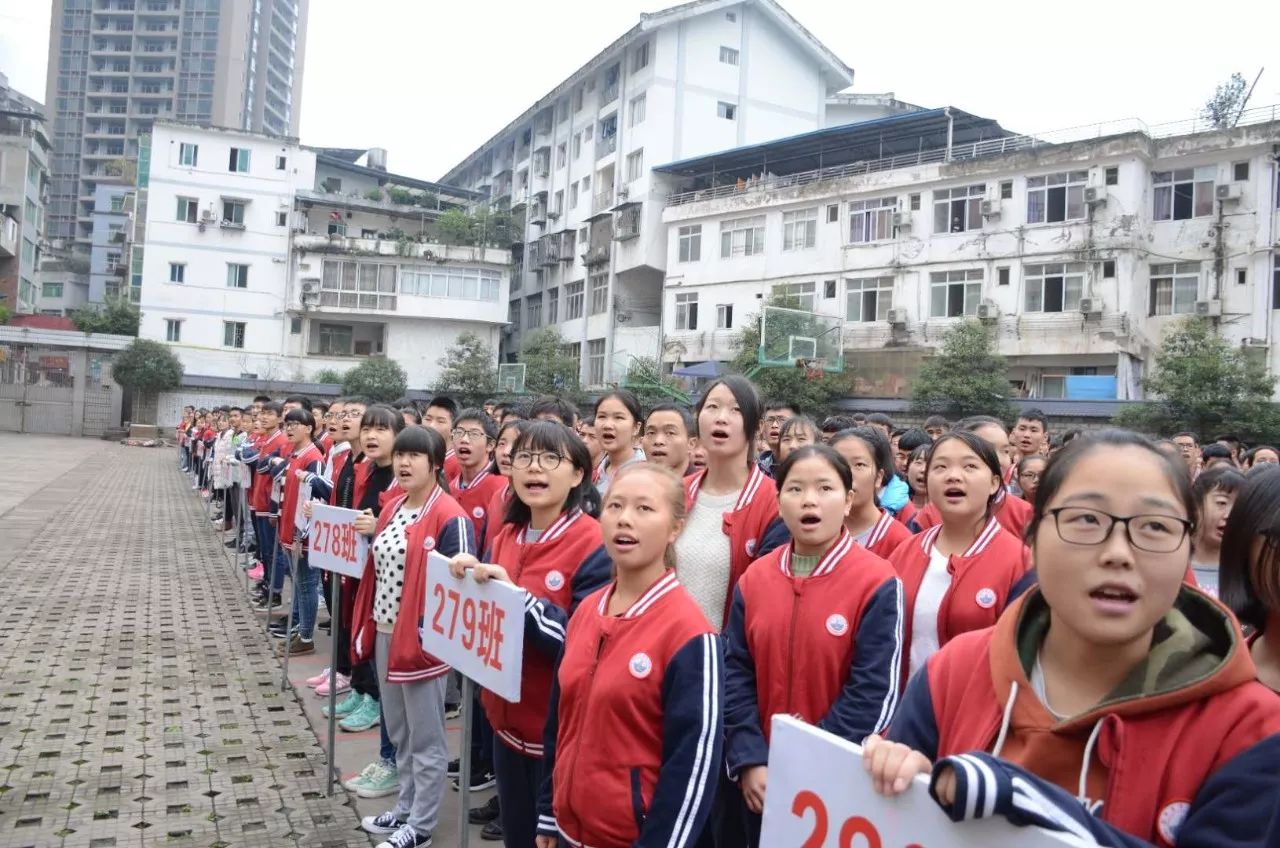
[455,408,497,440]
[504,421,598,525]
[361,404,407,434]
[779,414,820,442]
[1191,464,1247,504]
[830,426,894,494]
[925,430,1004,510]
[1219,464,1280,629]
[392,425,449,493]
[695,376,763,464]
[1025,429,1198,542]
[594,389,642,424]
[897,428,932,453]
[283,408,314,428]
[776,443,853,492]
[606,463,688,568]
[820,414,858,435]
[260,401,284,416]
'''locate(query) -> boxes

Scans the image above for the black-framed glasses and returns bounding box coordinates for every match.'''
[452,427,492,443]
[1047,506,1192,553]
[512,450,565,471]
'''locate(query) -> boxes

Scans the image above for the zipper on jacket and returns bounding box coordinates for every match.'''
[561,632,609,829]
[785,583,802,712]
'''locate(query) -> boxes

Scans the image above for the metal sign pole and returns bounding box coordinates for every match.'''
[280,544,299,691]
[459,676,473,848]
[263,533,282,640]
[325,575,341,796]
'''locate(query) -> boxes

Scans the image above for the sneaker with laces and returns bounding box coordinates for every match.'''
[360,812,405,835]
[252,592,283,612]
[446,758,460,778]
[247,564,264,581]
[451,768,496,792]
[315,673,350,697]
[341,760,381,792]
[375,823,431,848]
[339,694,381,732]
[323,690,363,719]
[277,634,315,656]
[355,759,400,798]
[305,668,331,688]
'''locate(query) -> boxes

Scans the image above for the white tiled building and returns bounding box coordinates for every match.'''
[656,106,1280,400]
[440,0,854,387]
[136,123,510,387]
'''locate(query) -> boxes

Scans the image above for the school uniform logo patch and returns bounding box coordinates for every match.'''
[975,587,998,609]
[423,536,436,551]
[472,506,485,519]
[825,614,849,636]
[544,570,565,591]
[1157,801,1190,845]
[745,538,758,556]
[629,652,653,679]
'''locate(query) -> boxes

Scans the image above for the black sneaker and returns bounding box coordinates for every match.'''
[268,622,294,638]
[469,795,499,825]
[451,769,496,792]
[253,593,283,612]
[480,820,503,842]
[446,758,460,778]
[317,619,331,632]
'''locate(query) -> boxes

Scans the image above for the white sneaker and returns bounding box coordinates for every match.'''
[375,824,432,848]
[361,812,405,835]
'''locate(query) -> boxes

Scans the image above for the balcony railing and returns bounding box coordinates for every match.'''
[596,135,617,158]
[585,187,615,221]
[581,245,610,266]
[613,207,640,241]
[601,81,619,105]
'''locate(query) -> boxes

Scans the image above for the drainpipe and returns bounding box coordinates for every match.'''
[945,107,954,162]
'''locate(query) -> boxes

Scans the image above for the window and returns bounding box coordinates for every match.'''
[178,142,198,166]
[1025,262,1085,312]
[629,94,646,127]
[909,193,921,211]
[633,41,649,71]
[582,174,591,193]
[675,224,702,262]
[291,317,302,335]
[997,267,1010,286]
[223,321,246,348]
[508,301,521,332]
[275,155,286,170]
[824,280,837,299]
[570,182,579,208]
[589,273,608,315]
[625,149,644,182]
[772,281,816,311]
[1274,256,1280,309]
[824,204,839,223]
[573,132,582,159]
[399,267,498,302]
[716,303,734,329]
[110,195,125,213]
[1105,166,1119,186]
[547,287,559,323]
[782,208,817,251]
[176,196,198,222]
[226,263,249,288]
[720,215,765,257]
[165,319,182,342]
[1153,167,1215,221]
[1027,171,1088,224]
[565,280,584,320]
[556,143,567,169]
[719,46,739,65]
[1233,161,1249,181]
[275,211,288,227]
[526,294,543,329]
[42,282,64,298]
[929,269,983,318]
[717,102,736,120]
[587,339,606,386]
[674,292,698,330]
[317,323,353,356]
[573,87,584,113]
[1236,268,1247,286]
[999,180,1013,200]
[848,197,895,243]
[1102,259,1116,278]
[846,277,893,323]
[1149,262,1200,316]
[228,146,250,172]
[221,199,245,224]
[554,190,564,215]
[933,184,985,232]
[168,262,185,283]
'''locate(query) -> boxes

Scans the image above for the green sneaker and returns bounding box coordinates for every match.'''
[354,759,399,798]
[324,690,363,719]
[339,694,381,732]
[341,760,381,792]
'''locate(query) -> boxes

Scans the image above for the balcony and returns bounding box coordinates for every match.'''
[585,187,615,221]
[539,235,559,265]
[613,206,640,241]
[596,134,617,159]
[559,232,575,262]
[528,202,547,227]
[601,81,619,105]
[0,215,17,258]
[526,241,542,267]
[581,245,610,267]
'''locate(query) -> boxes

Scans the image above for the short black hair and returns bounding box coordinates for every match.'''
[779,415,819,443]
[594,390,643,425]
[1016,408,1048,430]
[776,443,852,491]
[926,431,1004,511]
[897,428,932,453]
[392,425,449,492]
[260,401,284,416]
[645,403,694,435]
[923,415,949,430]
[283,408,314,430]
[820,415,858,434]
[1201,443,1233,462]
[342,395,373,408]
[765,399,801,416]
[426,395,458,419]
[1219,464,1280,629]
[252,395,272,404]
[399,406,423,424]
[866,413,893,429]
[361,404,407,434]
[284,395,313,411]
[1192,464,1246,503]
[529,396,578,427]
[312,401,329,414]
[228,406,244,414]
[829,427,894,500]
[455,408,497,440]
[1172,431,1199,444]
[955,415,1007,435]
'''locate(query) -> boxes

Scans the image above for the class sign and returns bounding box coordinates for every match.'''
[421,552,525,702]
[760,716,1084,848]
[307,504,368,579]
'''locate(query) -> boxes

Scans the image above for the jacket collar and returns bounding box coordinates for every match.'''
[780,529,854,578]
[867,510,896,546]
[686,464,767,512]
[515,508,584,546]
[919,515,1002,558]
[596,570,680,618]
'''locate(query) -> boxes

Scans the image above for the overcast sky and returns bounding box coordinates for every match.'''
[3,0,1277,181]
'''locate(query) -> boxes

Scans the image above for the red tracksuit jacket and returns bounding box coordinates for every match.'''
[248,430,289,513]
[861,509,913,560]
[480,510,612,756]
[350,486,475,683]
[538,572,723,848]
[724,531,904,778]
[913,488,1032,540]
[682,465,790,624]
[276,443,323,546]
[480,481,512,554]
[449,467,507,557]
[888,516,1030,674]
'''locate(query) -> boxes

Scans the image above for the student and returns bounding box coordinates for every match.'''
[480,418,526,547]
[448,409,506,552]
[776,415,818,464]
[724,445,903,845]
[1215,433,1243,466]
[865,413,893,439]
[819,415,858,444]
[451,421,611,848]
[898,443,930,531]
[1186,465,1244,596]
[1015,454,1046,504]
[830,428,912,559]
[400,407,423,427]
[922,415,949,440]
[1201,443,1235,471]
[1221,464,1280,693]
[269,407,325,656]
[688,436,708,472]
[756,400,799,478]
[537,464,722,848]
[1011,408,1049,463]
[528,396,577,427]
[314,401,333,455]
[576,419,603,472]
[1243,444,1279,468]
[675,377,789,634]
[864,430,1280,847]
[423,395,461,480]
[241,401,290,611]
[894,429,931,477]
[888,430,1031,680]
[352,425,475,848]
[1171,431,1200,476]
[483,399,497,420]
[912,417,1033,539]
[641,402,695,475]
[593,390,645,494]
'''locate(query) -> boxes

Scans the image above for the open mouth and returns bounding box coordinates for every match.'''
[523,480,549,494]
[457,445,473,459]
[397,468,412,479]
[798,513,822,527]
[1089,583,1138,612]
[649,448,667,458]
[612,533,639,552]
[710,428,730,441]
[943,487,966,500]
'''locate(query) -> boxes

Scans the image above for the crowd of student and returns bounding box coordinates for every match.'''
[173,383,1280,848]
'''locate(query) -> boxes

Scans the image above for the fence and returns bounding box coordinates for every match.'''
[0,327,128,437]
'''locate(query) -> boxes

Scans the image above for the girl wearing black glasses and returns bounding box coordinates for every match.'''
[863,430,1280,847]
[449,421,611,848]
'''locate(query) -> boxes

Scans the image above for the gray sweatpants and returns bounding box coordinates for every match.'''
[375,633,448,835]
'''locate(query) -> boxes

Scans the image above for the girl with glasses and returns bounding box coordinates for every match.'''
[1015,454,1047,504]
[864,430,1280,846]
[449,421,611,848]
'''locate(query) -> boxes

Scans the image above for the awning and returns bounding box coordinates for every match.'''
[673,360,721,379]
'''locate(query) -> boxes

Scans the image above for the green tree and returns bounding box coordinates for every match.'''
[623,355,690,406]
[71,297,140,336]
[112,338,184,393]
[910,320,1016,420]
[435,331,498,398]
[311,368,347,385]
[1115,317,1280,441]
[727,298,842,412]
[436,208,474,245]
[1202,72,1248,129]
[519,327,580,395]
[341,357,407,403]
[0,304,11,325]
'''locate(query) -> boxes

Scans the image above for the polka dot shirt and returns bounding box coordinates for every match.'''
[372,503,424,631]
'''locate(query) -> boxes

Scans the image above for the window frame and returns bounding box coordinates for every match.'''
[1149,262,1201,316]
[178,142,198,167]
[1026,170,1088,224]
[228,146,250,173]
[771,281,817,311]
[716,303,734,329]
[589,273,608,315]
[845,277,894,323]
[225,263,249,289]
[176,196,198,223]
[164,318,182,342]
[928,269,984,318]
[932,184,985,233]
[1023,262,1086,313]
[629,93,646,127]
[565,280,585,320]
[674,291,698,330]
[720,215,765,258]
[717,101,736,120]
[848,197,896,243]
[168,262,185,283]
[1152,167,1215,221]
[625,148,644,182]
[678,224,702,263]
[222,320,246,349]
[782,207,818,251]
[719,46,739,65]
[587,338,606,386]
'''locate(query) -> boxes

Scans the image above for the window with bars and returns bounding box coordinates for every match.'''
[588,339,606,385]
[320,259,398,310]
[846,277,893,322]
[719,46,739,65]
[565,280,585,320]
[223,321,246,348]
[782,208,817,251]
[1024,262,1086,312]
[547,287,559,323]
[1153,168,1215,221]
[589,273,608,315]
[849,197,895,243]
[929,269,983,317]
[1026,171,1088,224]
[933,184,985,233]
[720,216,764,257]
[1149,262,1200,316]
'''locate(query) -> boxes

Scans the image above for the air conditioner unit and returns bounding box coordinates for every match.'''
[200,209,216,222]
[1215,183,1242,202]
[1079,297,1102,316]
[981,199,1001,217]
[300,280,318,294]
[887,308,909,326]
[976,302,1000,321]
[892,211,910,228]
[1195,299,1222,317]
[1084,186,1106,204]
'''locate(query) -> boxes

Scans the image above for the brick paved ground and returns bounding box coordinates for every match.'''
[0,435,491,848]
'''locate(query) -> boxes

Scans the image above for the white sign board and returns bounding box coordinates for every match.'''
[421,551,525,702]
[307,504,368,579]
[760,716,1085,848]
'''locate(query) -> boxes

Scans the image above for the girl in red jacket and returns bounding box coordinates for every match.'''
[724,444,903,846]
[887,430,1030,681]
[593,390,645,494]
[537,463,722,848]
[864,429,1280,848]
[830,427,912,559]
[450,421,611,848]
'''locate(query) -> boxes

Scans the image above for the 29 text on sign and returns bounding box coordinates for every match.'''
[429,585,506,672]
[791,790,924,848]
